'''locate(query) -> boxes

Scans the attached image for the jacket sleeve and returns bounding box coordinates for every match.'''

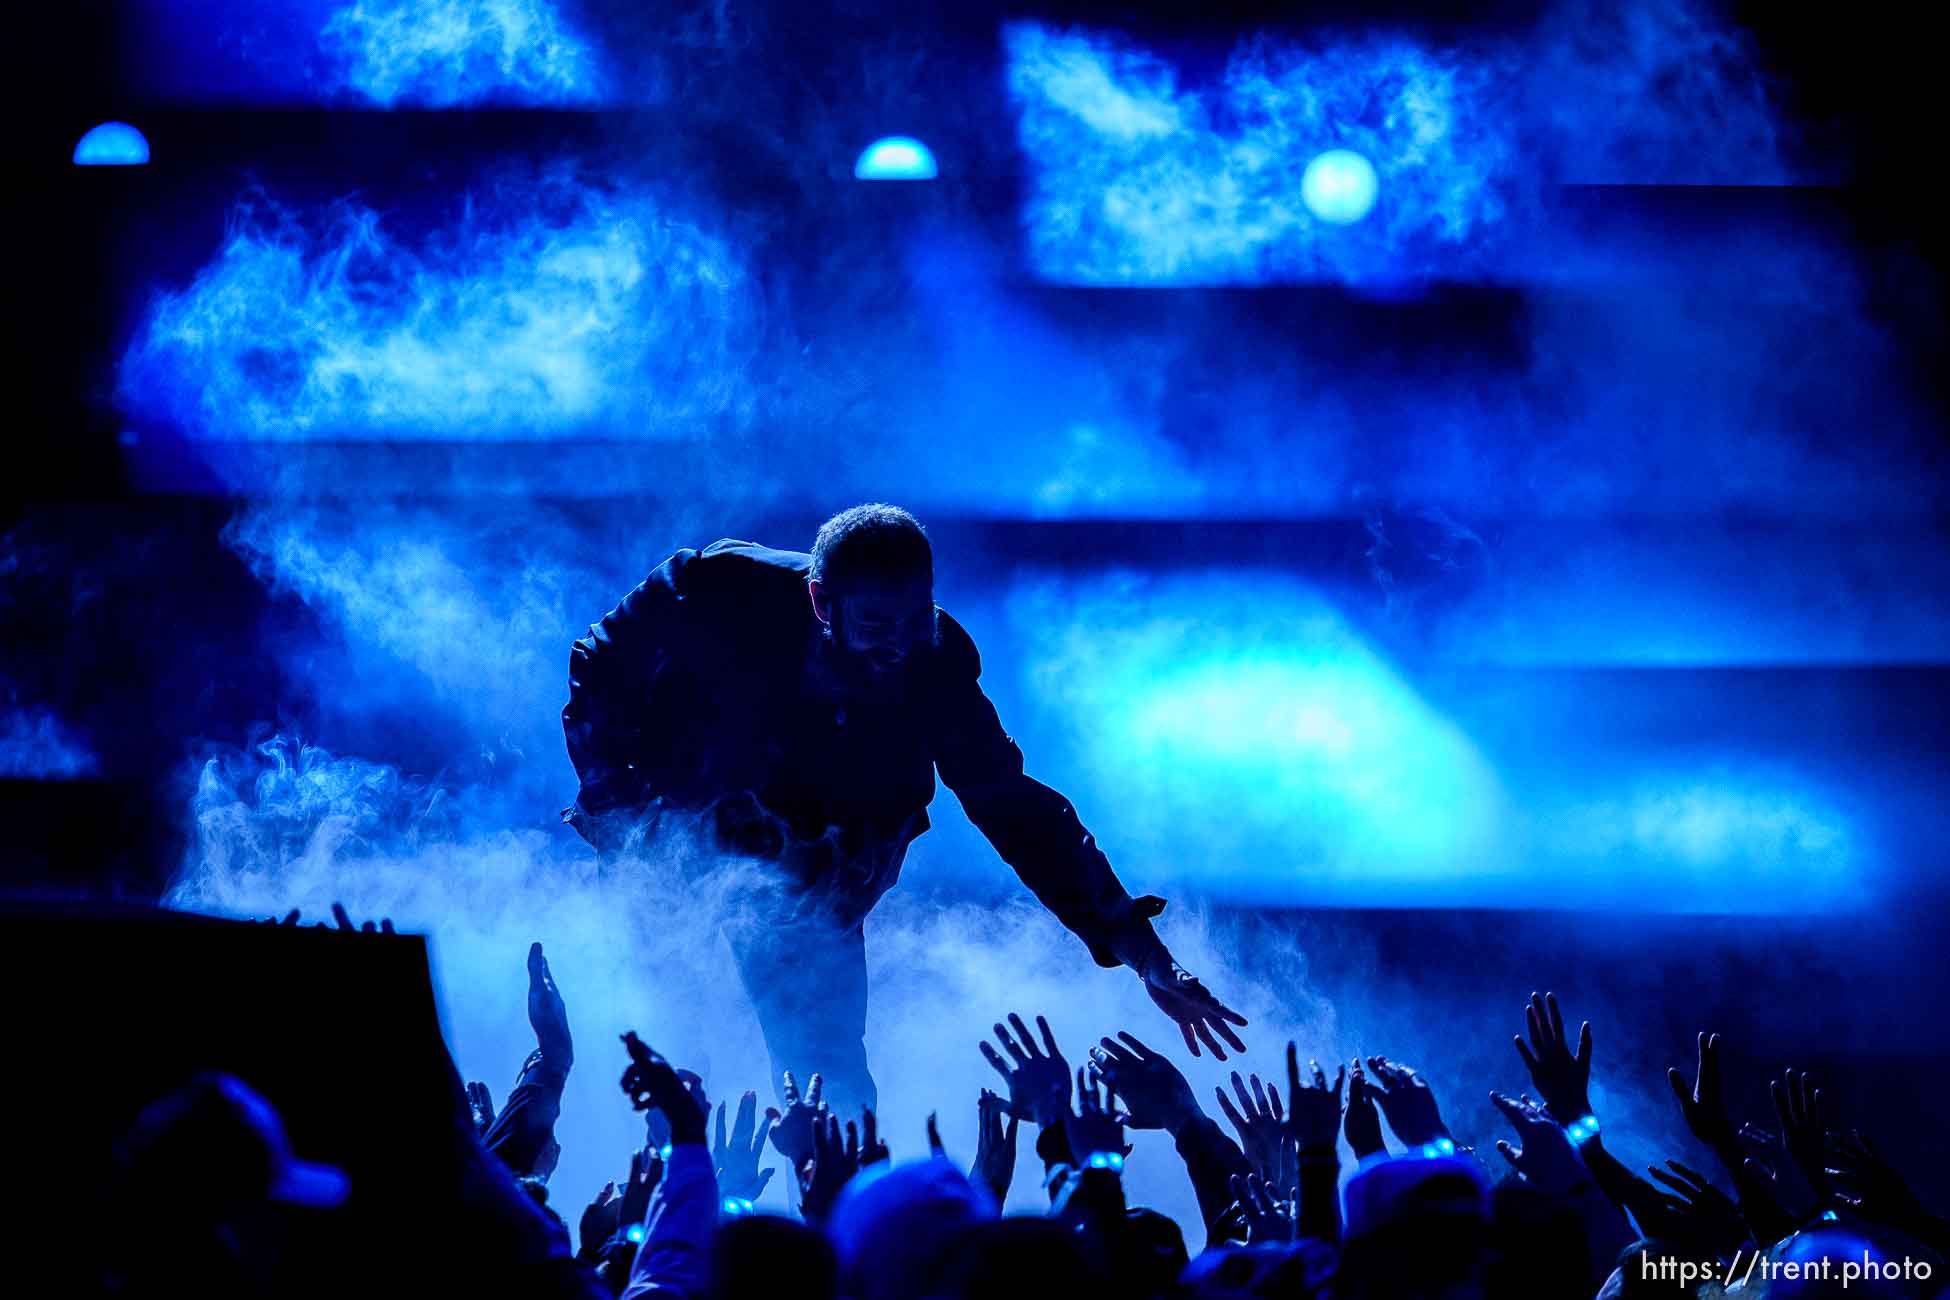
[929,613,1168,972]
[562,554,692,820]
[482,1050,568,1180]
[620,1144,718,1300]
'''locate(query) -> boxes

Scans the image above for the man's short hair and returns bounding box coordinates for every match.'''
[810,504,932,588]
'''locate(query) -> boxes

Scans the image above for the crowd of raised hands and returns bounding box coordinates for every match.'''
[127,916,1949,1299]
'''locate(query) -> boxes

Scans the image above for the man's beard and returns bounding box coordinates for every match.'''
[819,609,932,695]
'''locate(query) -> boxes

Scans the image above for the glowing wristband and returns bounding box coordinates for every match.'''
[1564,1115,1601,1146]
[658,1144,674,1160]
[1085,1151,1125,1172]
[1417,1137,1457,1159]
[625,1224,646,1244]
[722,1196,755,1216]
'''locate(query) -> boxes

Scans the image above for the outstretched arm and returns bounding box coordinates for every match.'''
[562,557,691,829]
[931,614,1247,1058]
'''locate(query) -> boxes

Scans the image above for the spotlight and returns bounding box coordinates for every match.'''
[73,121,150,166]
[854,136,937,180]
[1300,149,1377,224]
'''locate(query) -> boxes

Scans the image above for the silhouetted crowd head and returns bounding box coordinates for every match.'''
[97,912,1949,1299]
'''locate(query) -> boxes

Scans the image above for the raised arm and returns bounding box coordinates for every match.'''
[930,614,1247,1059]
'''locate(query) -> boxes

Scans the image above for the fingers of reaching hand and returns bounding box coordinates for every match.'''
[731,1091,758,1151]
[808,1073,824,1110]
[1214,1084,1246,1133]
[1038,1016,1061,1059]
[980,1041,1013,1086]
[1009,1013,1040,1059]
[859,1109,873,1153]
[995,1021,1029,1067]
[782,1072,800,1106]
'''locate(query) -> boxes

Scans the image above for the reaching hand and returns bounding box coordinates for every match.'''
[770,1071,823,1169]
[1513,992,1593,1123]
[1771,1070,1830,1199]
[798,1108,887,1222]
[1285,1046,1346,1156]
[1667,1031,1737,1155]
[1065,1066,1133,1163]
[1344,1059,1386,1159]
[466,1081,496,1136]
[618,1147,664,1237]
[1490,1090,1587,1195]
[1087,1032,1200,1135]
[1140,958,1249,1060]
[526,942,573,1068]
[713,1091,778,1202]
[1364,1055,1450,1146]
[1646,1159,1750,1256]
[979,1013,1071,1124]
[970,1088,1020,1206]
[1215,1069,1293,1187]
[1825,1130,1930,1228]
[263,904,396,932]
[578,1181,619,1260]
[1228,1172,1298,1244]
[619,1033,707,1145]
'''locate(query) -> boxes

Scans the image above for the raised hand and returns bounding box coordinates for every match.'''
[798,1108,886,1222]
[329,902,396,933]
[1490,1090,1587,1195]
[979,1013,1071,1124]
[1364,1055,1450,1147]
[1344,1059,1386,1159]
[770,1071,823,1169]
[1667,1032,1736,1155]
[970,1088,1020,1206]
[578,1181,619,1260]
[527,942,573,1068]
[1228,1172,1298,1244]
[1771,1069,1833,1200]
[713,1090,778,1202]
[1066,1066,1132,1163]
[1140,957,1249,1061]
[859,1106,891,1168]
[263,905,395,932]
[1285,1045,1346,1156]
[619,1033,707,1144]
[1825,1130,1932,1229]
[1513,992,1593,1123]
[1647,1159,1750,1256]
[618,1147,664,1236]
[1087,1032,1201,1135]
[466,1080,496,1135]
[1215,1069,1293,1187]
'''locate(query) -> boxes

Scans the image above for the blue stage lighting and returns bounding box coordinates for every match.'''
[854,137,938,180]
[73,122,150,166]
[1300,149,1377,224]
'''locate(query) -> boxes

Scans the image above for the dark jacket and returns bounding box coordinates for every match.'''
[561,539,1163,969]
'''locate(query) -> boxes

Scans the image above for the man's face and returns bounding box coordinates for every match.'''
[811,573,936,679]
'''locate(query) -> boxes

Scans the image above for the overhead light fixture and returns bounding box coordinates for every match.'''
[854,136,937,180]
